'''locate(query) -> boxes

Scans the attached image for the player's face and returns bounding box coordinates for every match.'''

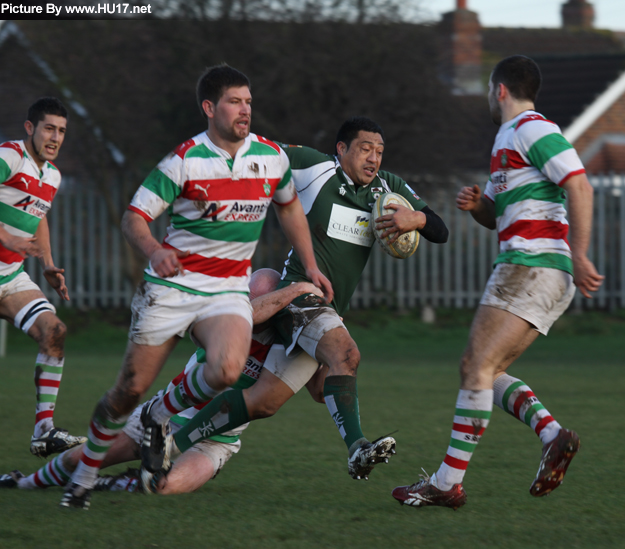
[25,114,67,167]
[209,86,252,143]
[488,77,502,126]
[337,131,384,186]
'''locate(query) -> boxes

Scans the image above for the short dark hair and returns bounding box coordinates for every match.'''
[335,116,385,155]
[491,55,542,103]
[196,64,251,119]
[27,97,68,126]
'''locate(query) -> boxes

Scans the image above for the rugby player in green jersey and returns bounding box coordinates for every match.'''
[162,116,449,481]
[393,55,604,510]
[0,98,86,458]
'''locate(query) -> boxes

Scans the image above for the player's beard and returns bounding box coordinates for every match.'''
[30,134,58,163]
[489,100,502,126]
[214,117,250,143]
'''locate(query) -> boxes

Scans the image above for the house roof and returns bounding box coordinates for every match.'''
[563,70,625,143]
[482,27,625,134]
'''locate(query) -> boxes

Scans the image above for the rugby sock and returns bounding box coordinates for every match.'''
[174,389,249,453]
[434,389,493,491]
[148,363,219,425]
[33,354,64,437]
[70,412,128,490]
[323,375,366,455]
[19,455,72,489]
[493,374,561,445]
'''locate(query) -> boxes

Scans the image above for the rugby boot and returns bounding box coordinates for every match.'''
[94,468,141,492]
[139,399,172,473]
[392,471,467,510]
[530,428,580,497]
[30,428,87,458]
[140,463,172,495]
[0,470,24,488]
[60,483,91,510]
[347,435,396,480]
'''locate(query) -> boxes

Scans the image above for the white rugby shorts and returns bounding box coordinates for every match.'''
[124,404,241,474]
[263,343,322,393]
[129,281,253,346]
[0,271,42,300]
[480,263,575,335]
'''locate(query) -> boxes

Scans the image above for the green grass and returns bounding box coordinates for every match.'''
[0,309,624,548]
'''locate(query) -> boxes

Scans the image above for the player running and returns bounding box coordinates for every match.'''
[61,65,332,509]
[0,97,86,458]
[392,55,604,510]
[2,270,326,503]
[145,116,449,482]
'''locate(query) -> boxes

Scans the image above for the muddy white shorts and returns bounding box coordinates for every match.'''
[0,271,41,300]
[480,263,575,335]
[124,404,241,475]
[129,281,253,346]
[263,343,322,393]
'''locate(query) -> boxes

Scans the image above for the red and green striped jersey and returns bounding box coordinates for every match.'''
[0,140,61,284]
[166,327,274,443]
[484,111,585,275]
[129,132,296,296]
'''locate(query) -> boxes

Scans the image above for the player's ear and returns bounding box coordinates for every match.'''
[24,120,35,137]
[202,99,215,120]
[336,141,347,157]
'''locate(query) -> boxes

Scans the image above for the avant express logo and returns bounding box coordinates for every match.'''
[327,204,373,247]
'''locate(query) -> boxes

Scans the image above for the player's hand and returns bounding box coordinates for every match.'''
[375,204,425,244]
[456,185,482,211]
[305,267,334,304]
[43,265,70,301]
[1,234,41,259]
[572,255,604,298]
[150,247,190,278]
[293,282,324,298]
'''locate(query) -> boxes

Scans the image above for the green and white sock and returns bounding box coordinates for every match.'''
[323,375,366,455]
[174,390,249,453]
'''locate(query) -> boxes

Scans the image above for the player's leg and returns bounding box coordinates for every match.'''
[0,277,84,456]
[61,337,178,509]
[172,346,319,453]
[392,305,535,509]
[312,324,396,479]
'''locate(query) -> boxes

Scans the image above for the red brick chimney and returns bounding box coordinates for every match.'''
[438,0,483,95]
[562,0,595,29]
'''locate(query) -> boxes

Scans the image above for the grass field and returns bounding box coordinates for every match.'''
[0,308,624,548]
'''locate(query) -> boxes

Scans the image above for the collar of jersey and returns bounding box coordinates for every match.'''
[502,109,539,131]
[201,131,253,161]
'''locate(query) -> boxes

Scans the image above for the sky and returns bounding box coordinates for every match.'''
[419,0,625,31]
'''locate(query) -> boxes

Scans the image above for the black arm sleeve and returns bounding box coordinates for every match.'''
[419,206,449,243]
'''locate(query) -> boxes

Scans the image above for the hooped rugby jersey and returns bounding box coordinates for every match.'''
[0,140,61,284]
[280,145,427,315]
[166,327,275,443]
[484,111,585,275]
[128,132,296,295]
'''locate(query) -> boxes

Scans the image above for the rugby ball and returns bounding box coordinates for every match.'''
[373,192,420,259]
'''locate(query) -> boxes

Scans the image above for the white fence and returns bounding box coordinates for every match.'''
[21,174,625,311]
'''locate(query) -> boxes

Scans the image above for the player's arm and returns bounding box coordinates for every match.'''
[122,210,189,278]
[456,184,496,229]
[35,217,69,301]
[251,281,323,325]
[0,223,40,258]
[375,175,449,244]
[273,197,333,303]
[561,173,604,298]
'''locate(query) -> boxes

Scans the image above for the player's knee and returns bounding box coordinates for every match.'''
[338,344,360,375]
[36,318,67,352]
[249,401,279,419]
[217,358,245,387]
